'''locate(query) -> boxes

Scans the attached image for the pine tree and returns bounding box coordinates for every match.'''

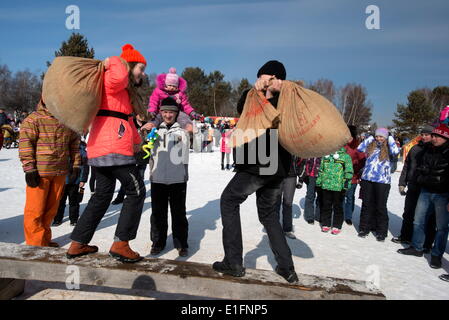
[43,33,95,79]
[46,33,95,68]
[392,89,437,139]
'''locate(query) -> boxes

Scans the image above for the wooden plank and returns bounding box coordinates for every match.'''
[0,242,385,300]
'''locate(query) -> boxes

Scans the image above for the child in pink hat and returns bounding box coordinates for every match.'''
[146,68,202,131]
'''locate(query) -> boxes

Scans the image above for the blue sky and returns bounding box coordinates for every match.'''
[1,0,448,126]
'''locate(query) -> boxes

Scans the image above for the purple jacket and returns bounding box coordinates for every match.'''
[148,73,195,115]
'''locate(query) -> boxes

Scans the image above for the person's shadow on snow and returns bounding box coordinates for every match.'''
[244,234,314,270]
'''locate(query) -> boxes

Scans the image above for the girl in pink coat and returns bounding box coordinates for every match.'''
[221,126,233,170]
[147,68,201,131]
[67,44,147,264]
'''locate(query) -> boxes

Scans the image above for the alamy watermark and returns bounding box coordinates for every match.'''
[365,5,380,30]
[66,5,80,30]
[65,265,80,290]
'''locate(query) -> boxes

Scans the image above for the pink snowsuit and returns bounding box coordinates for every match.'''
[148,74,195,115]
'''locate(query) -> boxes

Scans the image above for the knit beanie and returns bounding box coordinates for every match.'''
[432,124,449,139]
[120,44,147,65]
[160,97,179,112]
[420,124,435,134]
[375,128,389,139]
[165,67,179,87]
[257,60,286,80]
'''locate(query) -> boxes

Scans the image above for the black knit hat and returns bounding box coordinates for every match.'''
[160,97,179,112]
[257,60,286,80]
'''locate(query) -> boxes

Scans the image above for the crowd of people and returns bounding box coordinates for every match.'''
[10,43,449,284]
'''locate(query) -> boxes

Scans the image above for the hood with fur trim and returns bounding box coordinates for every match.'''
[156,73,188,93]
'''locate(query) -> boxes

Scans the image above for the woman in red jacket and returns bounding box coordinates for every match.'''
[67,44,148,263]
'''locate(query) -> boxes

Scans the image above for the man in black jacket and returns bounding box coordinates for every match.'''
[392,125,436,249]
[398,125,449,269]
[212,61,298,283]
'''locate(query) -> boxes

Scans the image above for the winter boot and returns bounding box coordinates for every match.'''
[212,260,245,277]
[109,241,143,263]
[66,241,99,259]
[226,164,231,170]
[48,242,60,248]
[275,266,299,283]
[221,164,225,170]
[397,247,423,257]
[430,255,442,269]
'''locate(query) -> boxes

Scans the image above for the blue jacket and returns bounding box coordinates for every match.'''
[357,135,399,184]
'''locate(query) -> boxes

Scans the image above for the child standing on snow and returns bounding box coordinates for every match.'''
[19,99,81,247]
[144,68,201,132]
[357,128,400,241]
[316,148,353,235]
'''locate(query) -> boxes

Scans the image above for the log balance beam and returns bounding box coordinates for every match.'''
[0,242,385,300]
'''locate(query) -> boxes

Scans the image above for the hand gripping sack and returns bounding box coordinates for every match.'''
[228,88,280,148]
[229,81,350,158]
[42,57,104,134]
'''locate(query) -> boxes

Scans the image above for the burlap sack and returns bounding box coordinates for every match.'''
[229,81,350,158]
[277,81,350,157]
[42,57,105,134]
[228,88,280,148]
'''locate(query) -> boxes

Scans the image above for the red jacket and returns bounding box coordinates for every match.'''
[344,138,366,184]
[87,56,141,162]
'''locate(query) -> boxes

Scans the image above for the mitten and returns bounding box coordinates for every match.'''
[25,171,40,188]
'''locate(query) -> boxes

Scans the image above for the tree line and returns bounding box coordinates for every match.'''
[1,33,447,139]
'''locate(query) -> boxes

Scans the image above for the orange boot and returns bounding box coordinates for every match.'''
[66,241,99,259]
[109,241,143,263]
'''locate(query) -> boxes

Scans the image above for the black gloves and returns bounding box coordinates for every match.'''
[69,167,80,183]
[25,171,40,188]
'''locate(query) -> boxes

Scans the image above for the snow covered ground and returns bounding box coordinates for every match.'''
[0,146,448,300]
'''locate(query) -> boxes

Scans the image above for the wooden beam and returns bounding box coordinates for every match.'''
[0,242,385,300]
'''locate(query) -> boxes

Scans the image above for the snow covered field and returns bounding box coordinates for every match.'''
[0,147,448,300]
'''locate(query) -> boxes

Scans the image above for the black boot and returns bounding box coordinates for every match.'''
[212,260,245,277]
[391,236,411,245]
[221,164,225,170]
[226,164,231,170]
[430,255,442,269]
[397,247,423,257]
[275,266,299,283]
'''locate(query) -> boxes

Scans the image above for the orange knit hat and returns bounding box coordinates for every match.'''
[120,44,147,65]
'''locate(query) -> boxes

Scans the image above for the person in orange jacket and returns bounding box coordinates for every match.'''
[19,99,81,247]
[67,44,148,263]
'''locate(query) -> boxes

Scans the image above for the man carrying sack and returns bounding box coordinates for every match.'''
[19,99,81,247]
[213,61,298,283]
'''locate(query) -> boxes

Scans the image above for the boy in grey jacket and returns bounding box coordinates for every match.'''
[149,97,190,257]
